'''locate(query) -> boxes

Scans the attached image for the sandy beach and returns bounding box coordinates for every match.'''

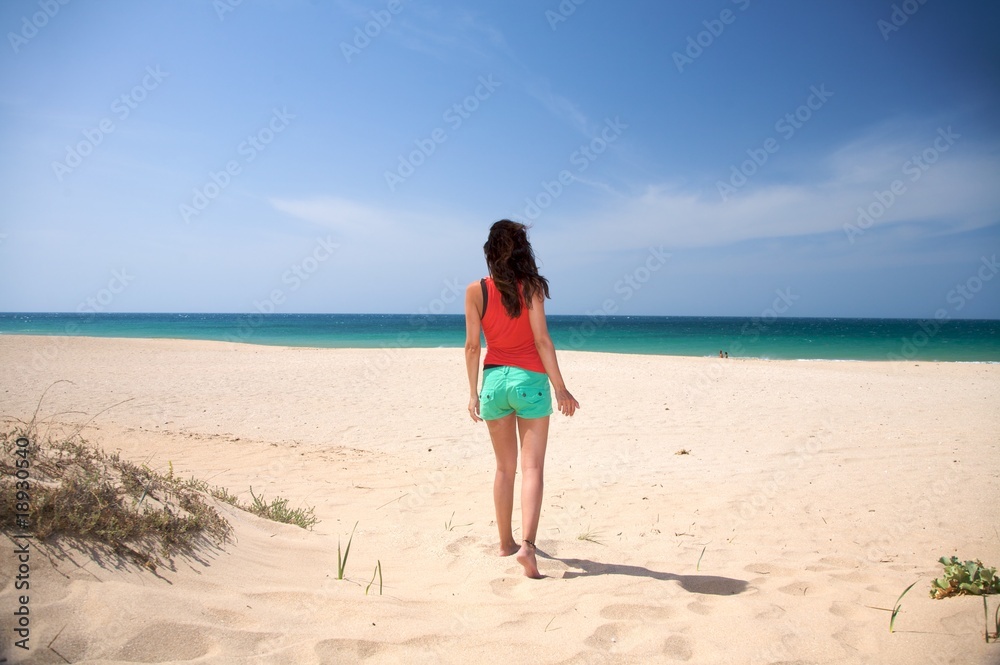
[1,334,998,664]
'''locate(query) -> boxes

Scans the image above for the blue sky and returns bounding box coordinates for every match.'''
[1,0,998,318]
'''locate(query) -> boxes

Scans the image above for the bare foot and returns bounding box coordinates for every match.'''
[498,542,519,557]
[515,540,543,579]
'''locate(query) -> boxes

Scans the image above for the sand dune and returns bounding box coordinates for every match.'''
[1,335,998,664]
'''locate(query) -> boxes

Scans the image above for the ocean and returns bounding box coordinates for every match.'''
[1,313,998,362]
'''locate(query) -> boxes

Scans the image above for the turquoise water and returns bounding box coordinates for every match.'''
[1,313,998,361]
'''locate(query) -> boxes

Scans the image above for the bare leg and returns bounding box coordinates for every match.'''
[486,414,519,556]
[514,415,549,578]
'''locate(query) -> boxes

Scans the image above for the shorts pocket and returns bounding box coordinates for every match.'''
[516,386,545,404]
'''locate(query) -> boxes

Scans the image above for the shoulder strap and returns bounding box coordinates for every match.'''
[480,278,488,319]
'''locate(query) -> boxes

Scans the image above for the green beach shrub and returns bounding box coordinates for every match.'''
[930,556,1000,599]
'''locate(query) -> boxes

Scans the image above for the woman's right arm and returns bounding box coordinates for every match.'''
[464,282,484,422]
[527,294,580,417]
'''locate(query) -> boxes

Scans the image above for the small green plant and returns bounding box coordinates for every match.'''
[208,485,240,507]
[577,525,604,545]
[365,559,382,596]
[889,581,918,633]
[696,545,707,571]
[337,521,358,580]
[984,596,1000,644]
[930,556,1000,643]
[444,511,471,531]
[929,557,1000,599]
[247,487,319,530]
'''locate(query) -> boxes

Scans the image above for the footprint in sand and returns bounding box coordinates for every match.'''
[490,576,519,598]
[755,604,786,620]
[818,555,862,569]
[445,535,477,555]
[864,583,900,595]
[662,634,693,661]
[600,603,675,622]
[777,581,813,596]
[583,622,633,650]
[114,623,213,662]
[686,599,713,616]
[743,562,795,576]
[314,638,384,661]
[940,609,983,635]
[829,600,864,619]
[830,570,875,584]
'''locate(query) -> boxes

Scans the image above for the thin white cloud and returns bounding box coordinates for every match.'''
[521,78,591,136]
[551,131,1000,253]
[272,127,1000,264]
[268,195,481,249]
[269,196,388,231]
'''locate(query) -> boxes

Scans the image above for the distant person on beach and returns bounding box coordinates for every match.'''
[464,220,580,579]
[719,350,724,358]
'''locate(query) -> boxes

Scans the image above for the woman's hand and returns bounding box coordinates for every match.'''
[555,388,580,417]
[469,395,483,422]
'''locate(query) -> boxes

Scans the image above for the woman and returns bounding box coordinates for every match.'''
[464,220,580,579]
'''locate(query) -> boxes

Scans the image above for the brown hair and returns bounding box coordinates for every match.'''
[483,220,550,318]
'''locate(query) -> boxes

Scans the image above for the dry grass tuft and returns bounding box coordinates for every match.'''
[0,425,232,571]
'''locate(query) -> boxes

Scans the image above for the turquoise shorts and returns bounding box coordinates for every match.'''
[479,366,553,421]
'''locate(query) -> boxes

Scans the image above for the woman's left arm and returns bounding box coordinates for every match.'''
[527,294,580,417]
[464,282,484,422]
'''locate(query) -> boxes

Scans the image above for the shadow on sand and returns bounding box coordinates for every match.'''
[538,553,749,595]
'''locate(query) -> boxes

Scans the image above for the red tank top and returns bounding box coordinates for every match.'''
[481,277,546,374]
